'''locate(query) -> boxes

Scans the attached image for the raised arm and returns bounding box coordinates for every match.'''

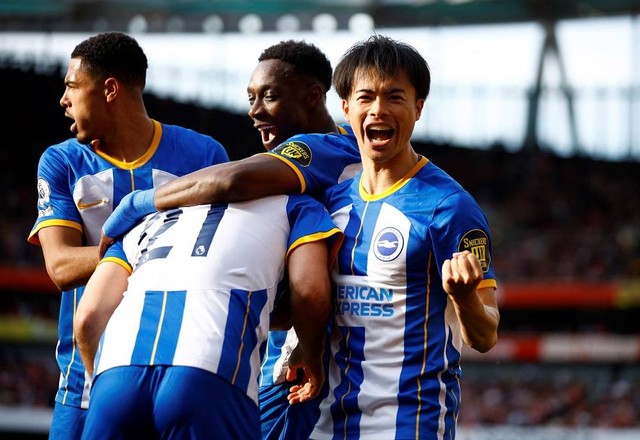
[74,261,129,376]
[442,251,500,353]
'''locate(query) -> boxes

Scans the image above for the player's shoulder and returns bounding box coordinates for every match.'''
[323,174,359,206]
[278,129,359,158]
[38,138,92,166]
[416,159,466,193]
[159,122,221,145]
[158,122,227,158]
[43,137,87,155]
[286,192,324,208]
[416,159,483,212]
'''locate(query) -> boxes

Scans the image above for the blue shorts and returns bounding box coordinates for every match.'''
[49,401,87,440]
[259,380,325,440]
[82,365,259,440]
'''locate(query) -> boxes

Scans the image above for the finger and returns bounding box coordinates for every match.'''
[288,385,308,404]
[464,252,483,276]
[441,259,452,279]
[288,382,316,404]
[449,256,462,280]
[285,366,298,383]
[98,234,113,259]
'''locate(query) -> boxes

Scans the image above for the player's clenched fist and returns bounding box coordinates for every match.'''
[442,250,483,301]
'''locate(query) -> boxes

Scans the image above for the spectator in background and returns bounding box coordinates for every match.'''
[27,31,228,439]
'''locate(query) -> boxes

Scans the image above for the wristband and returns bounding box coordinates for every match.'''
[102,188,157,239]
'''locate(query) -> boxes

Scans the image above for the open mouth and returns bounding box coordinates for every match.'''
[258,125,276,146]
[366,125,394,142]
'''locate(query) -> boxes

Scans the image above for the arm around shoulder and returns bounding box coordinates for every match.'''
[154,153,301,209]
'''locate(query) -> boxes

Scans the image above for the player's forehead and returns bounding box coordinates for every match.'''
[247,58,302,92]
[64,57,91,83]
[351,66,412,93]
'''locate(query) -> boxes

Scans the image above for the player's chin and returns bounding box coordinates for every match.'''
[76,133,91,144]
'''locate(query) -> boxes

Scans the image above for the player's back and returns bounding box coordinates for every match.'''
[124,199,292,293]
[96,194,340,405]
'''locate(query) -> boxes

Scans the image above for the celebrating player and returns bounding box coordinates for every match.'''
[99,39,362,440]
[28,32,228,439]
[310,34,500,439]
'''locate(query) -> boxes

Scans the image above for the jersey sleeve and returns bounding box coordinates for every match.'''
[100,239,132,275]
[285,195,343,266]
[430,190,497,289]
[263,132,361,197]
[28,146,83,245]
[207,137,230,166]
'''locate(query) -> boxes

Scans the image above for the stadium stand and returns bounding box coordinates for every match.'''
[1,57,639,438]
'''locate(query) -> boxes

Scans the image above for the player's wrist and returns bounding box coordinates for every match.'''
[102,188,158,239]
[136,188,157,215]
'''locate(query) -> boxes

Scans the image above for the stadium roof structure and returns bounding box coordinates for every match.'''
[1,0,639,33]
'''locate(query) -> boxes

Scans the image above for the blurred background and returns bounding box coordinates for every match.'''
[1,0,639,438]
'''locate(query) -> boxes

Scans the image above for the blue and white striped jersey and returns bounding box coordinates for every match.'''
[28,121,229,409]
[312,156,498,440]
[259,125,361,390]
[95,195,342,405]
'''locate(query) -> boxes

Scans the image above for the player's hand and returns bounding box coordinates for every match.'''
[98,231,114,259]
[99,189,157,257]
[286,346,324,404]
[442,251,483,301]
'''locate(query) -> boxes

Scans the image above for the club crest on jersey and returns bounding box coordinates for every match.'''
[36,177,54,217]
[272,141,312,167]
[37,177,50,207]
[373,227,404,261]
[458,229,491,272]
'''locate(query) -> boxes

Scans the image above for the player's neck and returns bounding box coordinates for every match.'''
[360,149,421,195]
[310,110,339,134]
[96,117,155,163]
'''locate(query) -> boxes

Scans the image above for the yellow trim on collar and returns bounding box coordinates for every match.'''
[359,156,429,202]
[94,120,162,170]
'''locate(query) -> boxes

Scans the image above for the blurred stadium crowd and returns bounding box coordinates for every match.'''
[1,60,639,432]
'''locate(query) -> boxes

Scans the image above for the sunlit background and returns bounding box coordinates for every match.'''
[3,15,640,160]
[1,1,639,439]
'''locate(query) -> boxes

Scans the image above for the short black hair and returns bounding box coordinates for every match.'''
[71,31,148,88]
[258,40,332,92]
[333,34,430,100]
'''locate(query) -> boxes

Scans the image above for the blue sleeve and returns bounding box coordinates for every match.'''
[285,195,343,256]
[430,191,496,281]
[265,132,361,197]
[210,139,230,165]
[29,145,83,244]
[101,239,131,272]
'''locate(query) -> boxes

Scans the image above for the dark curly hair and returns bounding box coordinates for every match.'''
[333,34,430,100]
[258,40,332,92]
[71,31,148,88]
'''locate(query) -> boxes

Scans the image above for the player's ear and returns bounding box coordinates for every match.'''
[305,83,324,109]
[341,99,350,121]
[415,98,425,121]
[104,77,119,103]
